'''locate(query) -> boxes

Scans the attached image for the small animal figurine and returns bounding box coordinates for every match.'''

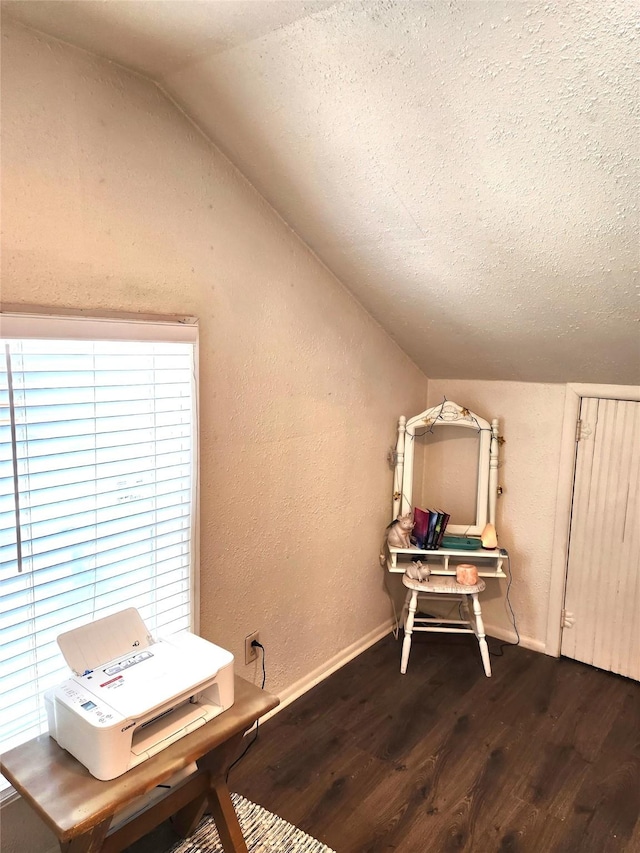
[379,513,415,566]
[405,560,431,582]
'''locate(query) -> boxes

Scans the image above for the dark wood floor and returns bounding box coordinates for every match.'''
[128,631,640,853]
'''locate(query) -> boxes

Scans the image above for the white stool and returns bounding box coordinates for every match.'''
[400,574,491,677]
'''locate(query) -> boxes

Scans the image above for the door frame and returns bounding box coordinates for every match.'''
[545,383,640,657]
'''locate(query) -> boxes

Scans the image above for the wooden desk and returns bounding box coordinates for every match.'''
[0,676,279,853]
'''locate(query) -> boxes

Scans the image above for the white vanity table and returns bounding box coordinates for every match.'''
[385,400,507,675]
[384,399,507,577]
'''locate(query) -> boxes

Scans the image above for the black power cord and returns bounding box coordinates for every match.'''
[488,553,521,657]
[225,640,266,781]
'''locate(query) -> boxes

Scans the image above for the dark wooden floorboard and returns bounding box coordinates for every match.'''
[126,632,640,852]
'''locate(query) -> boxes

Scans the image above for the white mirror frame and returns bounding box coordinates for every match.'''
[392,401,499,537]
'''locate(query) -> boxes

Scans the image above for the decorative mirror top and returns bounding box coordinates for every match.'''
[414,400,489,432]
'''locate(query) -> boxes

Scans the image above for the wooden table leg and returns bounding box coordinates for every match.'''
[59,818,112,853]
[197,731,250,853]
[207,779,248,853]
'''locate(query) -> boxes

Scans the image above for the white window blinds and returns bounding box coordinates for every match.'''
[0,315,198,791]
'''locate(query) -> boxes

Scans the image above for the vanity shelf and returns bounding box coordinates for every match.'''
[387,546,508,578]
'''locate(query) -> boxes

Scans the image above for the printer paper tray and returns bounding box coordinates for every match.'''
[131,702,214,757]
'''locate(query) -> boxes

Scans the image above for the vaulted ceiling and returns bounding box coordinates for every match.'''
[3,0,638,384]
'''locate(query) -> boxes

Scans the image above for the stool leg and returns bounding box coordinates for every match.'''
[471,593,491,677]
[400,590,418,674]
[400,590,412,630]
[460,594,471,624]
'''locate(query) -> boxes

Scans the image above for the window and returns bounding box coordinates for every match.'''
[0,313,198,793]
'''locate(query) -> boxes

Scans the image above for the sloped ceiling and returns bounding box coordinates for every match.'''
[3,0,638,384]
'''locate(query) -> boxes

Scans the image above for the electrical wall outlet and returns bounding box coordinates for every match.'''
[245,631,260,665]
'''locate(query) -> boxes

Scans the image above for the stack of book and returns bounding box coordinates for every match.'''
[412,507,450,550]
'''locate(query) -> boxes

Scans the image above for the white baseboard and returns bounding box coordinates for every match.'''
[485,622,546,654]
[259,619,396,725]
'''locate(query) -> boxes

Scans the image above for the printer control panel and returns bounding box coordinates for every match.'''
[59,684,118,727]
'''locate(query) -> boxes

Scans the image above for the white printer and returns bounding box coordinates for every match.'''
[45,608,234,781]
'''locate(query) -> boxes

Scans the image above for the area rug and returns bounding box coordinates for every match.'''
[169,793,336,853]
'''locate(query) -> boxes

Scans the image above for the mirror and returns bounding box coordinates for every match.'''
[411,426,481,526]
[392,401,499,537]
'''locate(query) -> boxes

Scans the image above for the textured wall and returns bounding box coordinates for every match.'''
[0,22,428,851]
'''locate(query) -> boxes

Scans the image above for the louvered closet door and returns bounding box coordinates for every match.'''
[561,397,640,680]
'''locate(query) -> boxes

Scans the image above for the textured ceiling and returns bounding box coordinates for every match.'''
[3,0,638,384]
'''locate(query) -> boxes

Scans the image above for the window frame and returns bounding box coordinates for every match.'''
[0,310,200,802]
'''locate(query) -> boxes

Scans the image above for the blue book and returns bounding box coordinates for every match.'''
[424,510,440,549]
